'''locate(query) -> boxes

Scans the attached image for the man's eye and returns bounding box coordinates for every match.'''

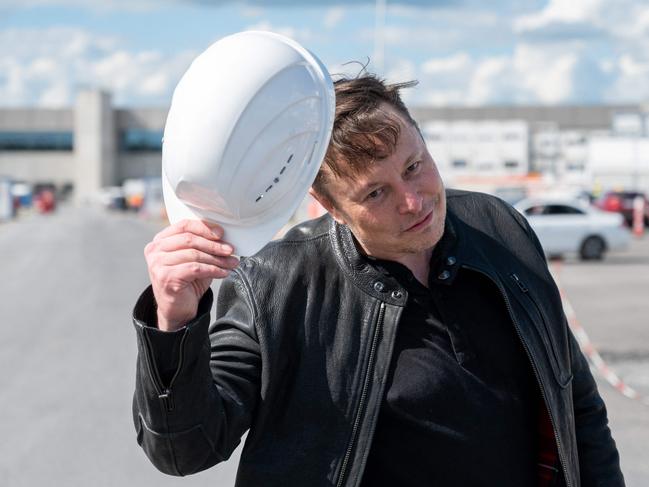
[407,161,421,173]
[366,188,382,200]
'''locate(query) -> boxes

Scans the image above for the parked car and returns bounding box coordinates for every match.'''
[98,186,127,211]
[514,198,630,260]
[122,178,146,211]
[33,188,56,213]
[595,190,649,227]
[0,176,13,221]
[10,181,32,209]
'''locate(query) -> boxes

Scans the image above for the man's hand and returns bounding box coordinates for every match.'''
[144,219,240,331]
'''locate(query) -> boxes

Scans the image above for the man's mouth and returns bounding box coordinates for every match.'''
[405,210,433,232]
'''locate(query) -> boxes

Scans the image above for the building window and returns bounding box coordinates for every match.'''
[452,159,467,168]
[477,161,494,171]
[121,129,163,152]
[504,160,519,169]
[0,131,73,151]
[567,163,585,171]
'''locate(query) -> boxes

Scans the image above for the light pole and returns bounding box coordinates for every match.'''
[374,0,387,73]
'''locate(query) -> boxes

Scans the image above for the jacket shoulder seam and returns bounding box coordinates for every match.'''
[230,266,263,342]
[268,231,329,248]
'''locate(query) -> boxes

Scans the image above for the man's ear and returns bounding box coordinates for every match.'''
[308,187,347,225]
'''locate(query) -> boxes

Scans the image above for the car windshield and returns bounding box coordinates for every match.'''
[524,204,585,215]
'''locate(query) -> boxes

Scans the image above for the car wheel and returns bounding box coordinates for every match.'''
[580,236,605,261]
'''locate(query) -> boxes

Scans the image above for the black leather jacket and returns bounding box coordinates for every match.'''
[132,189,624,487]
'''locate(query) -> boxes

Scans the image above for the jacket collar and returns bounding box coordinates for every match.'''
[328,211,463,305]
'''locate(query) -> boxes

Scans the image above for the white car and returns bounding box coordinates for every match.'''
[514,198,631,260]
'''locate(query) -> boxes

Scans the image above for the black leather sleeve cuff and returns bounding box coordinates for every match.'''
[133,285,214,384]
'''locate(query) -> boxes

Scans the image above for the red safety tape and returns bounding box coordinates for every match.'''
[550,261,649,407]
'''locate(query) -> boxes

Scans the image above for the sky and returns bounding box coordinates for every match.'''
[1,0,649,108]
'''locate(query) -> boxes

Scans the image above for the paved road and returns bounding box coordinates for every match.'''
[0,206,647,486]
[550,238,649,486]
[0,206,241,486]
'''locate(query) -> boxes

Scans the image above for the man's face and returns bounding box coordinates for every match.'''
[314,106,446,261]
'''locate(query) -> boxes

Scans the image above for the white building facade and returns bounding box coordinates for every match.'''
[422,120,529,181]
[1,94,648,203]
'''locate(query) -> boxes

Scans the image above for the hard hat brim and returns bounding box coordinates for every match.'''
[162,170,291,256]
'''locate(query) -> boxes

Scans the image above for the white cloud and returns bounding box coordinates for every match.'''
[364,25,444,46]
[422,89,466,106]
[324,7,345,29]
[514,0,649,43]
[509,0,649,106]
[327,60,371,81]
[386,4,500,26]
[414,43,585,106]
[514,0,605,32]
[245,20,313,43]
[619,55,649,77]
[386,58,417,82]
[480,45,578,104]
[466,56,509,104]
[28,57,58,78]
[0,27,196,107]
[39,82,70,106]
[240,5,264,18]
[606,66,649,103]
[384,58,418,103]
[358,9,505,53]
[0,0,162,13]
[518,46,578,104]
[599,59,615,74]
[140,72,169,97]
[421,53,470,75]
[1,0,163,11]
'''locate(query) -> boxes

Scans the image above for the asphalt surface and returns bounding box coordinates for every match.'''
[0,206,647,486]
[0,206,241,487]
[549,239,649,486]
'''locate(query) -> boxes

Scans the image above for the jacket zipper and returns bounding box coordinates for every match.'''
[142,328,189,412]
[336,302,385,487]
[511,273,564,379]
[462,264,572,487]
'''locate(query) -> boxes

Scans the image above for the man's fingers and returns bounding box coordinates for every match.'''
[161,262,231,284]
[159,248,240,269]
[152,232,235,257]
[153,219,226,244]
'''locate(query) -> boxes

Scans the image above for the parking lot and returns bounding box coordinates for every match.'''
[550,237,649,486]
[0,205,647,486]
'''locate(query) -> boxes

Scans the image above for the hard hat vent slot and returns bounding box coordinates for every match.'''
[254,152,295,204]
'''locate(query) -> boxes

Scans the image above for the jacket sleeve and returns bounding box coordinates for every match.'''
[132,269,261,476]
[568,328,625,486]
[510,202,625,485]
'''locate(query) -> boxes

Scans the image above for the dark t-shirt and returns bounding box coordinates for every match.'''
[359,247,540,487]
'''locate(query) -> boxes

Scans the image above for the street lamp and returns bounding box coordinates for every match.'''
[374,0,387,73]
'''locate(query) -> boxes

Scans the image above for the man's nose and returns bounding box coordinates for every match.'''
[398,186,423,214]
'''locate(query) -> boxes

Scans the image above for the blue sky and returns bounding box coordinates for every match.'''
[1,0,648,107]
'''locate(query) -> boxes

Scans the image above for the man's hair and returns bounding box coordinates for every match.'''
[312,73,419,200]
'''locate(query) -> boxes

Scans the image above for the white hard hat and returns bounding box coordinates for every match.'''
[162,31,335,256]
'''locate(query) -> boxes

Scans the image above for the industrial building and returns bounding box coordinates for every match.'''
[0,90,166,205]
[1,90,648,206]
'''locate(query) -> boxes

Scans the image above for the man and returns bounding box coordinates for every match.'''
[132,74,624,486]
